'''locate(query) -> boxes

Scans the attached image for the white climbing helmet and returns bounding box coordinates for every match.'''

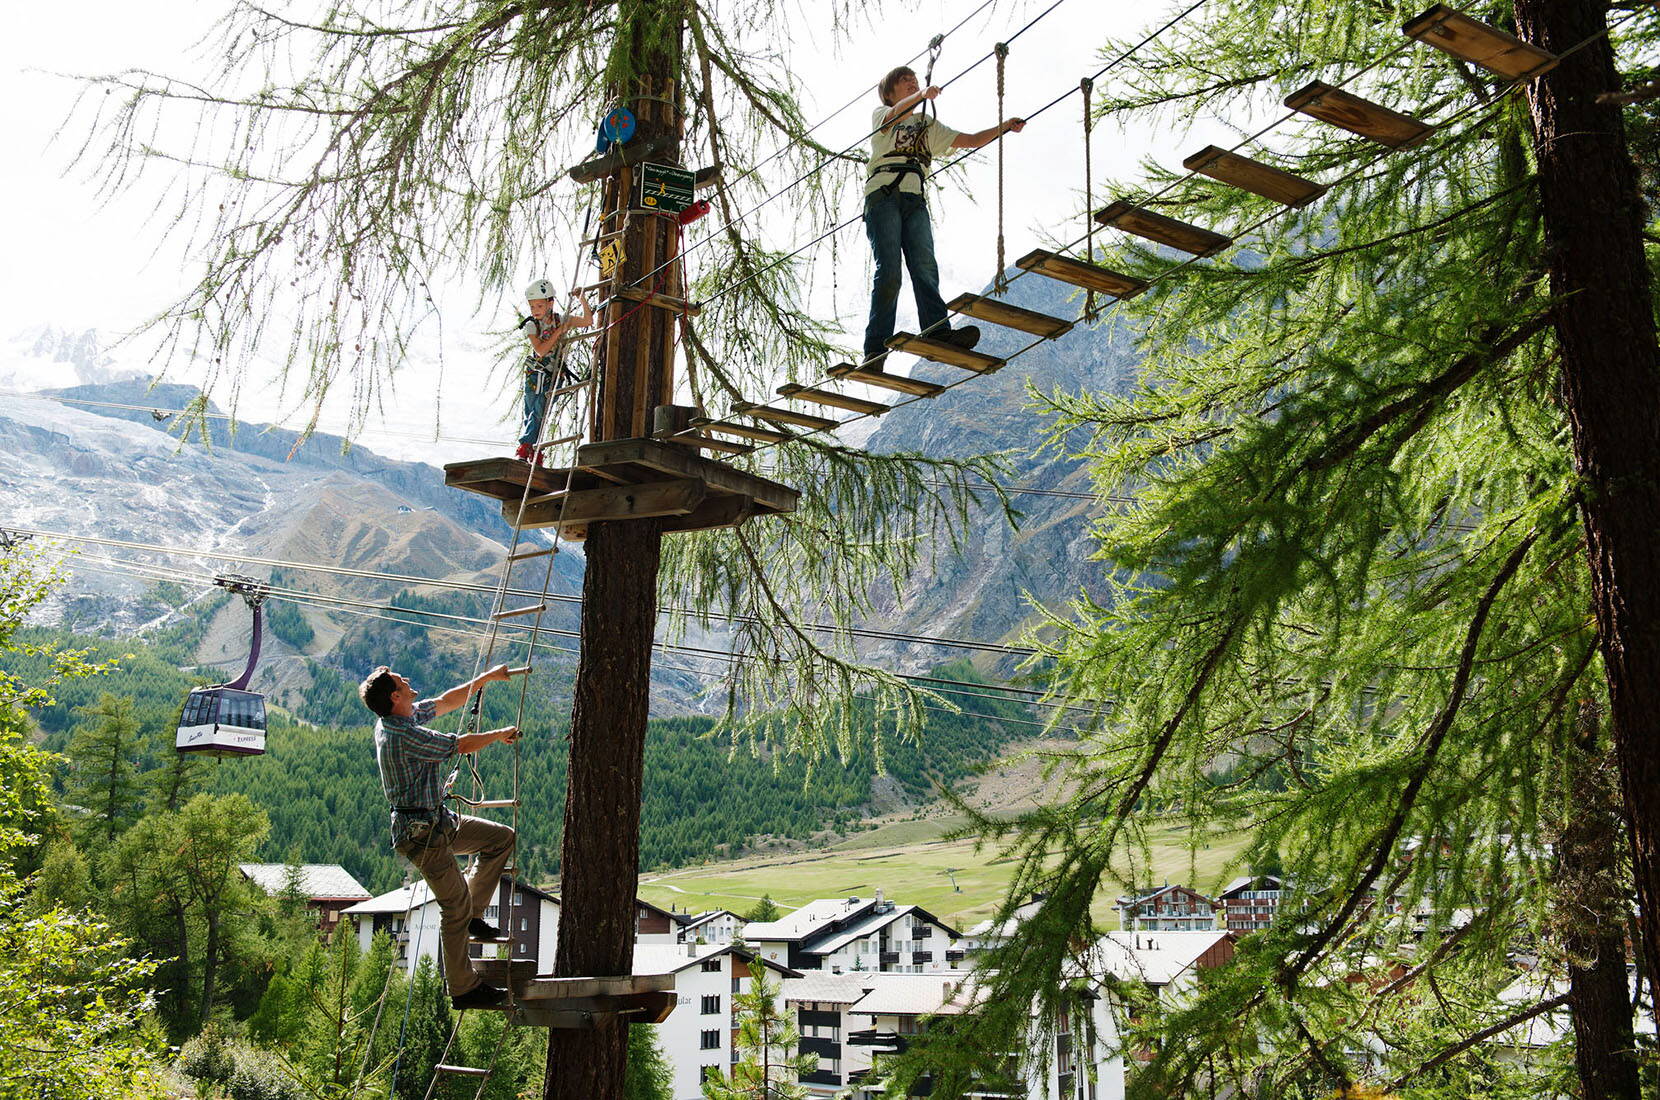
[524,278,556,301]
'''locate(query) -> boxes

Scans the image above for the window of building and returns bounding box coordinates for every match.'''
[484,905,498,920]
[701,959,723,972]
[701,1030,720,1050]
[700,1066,720,1083]
[519,917,529,931]
[702,994,721,1015]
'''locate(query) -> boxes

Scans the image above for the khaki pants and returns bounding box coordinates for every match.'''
[397,813,516,995]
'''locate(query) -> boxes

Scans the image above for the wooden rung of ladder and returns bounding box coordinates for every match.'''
[1182,147,1327,209]
[469,798,521,809]
[946,293,1073,339]
[886,332,1005,374]
[777,383,888,416]
[547,380,593,398]
[1015,250,1148,299]
[1402,4,1557,80]
[1284,82,1436,149]
[572,280,615,295]
[616,286,702,316]
[689,418,798,444]
[580,228,626,247]
[537,434,582,450]
[436,1064,491,1078]
[1095,201,1232,258]
[493,604,548,620]
[826,363,946,398]
[733,402,839,432]
[671,433,754,456]
[508,547,557,561]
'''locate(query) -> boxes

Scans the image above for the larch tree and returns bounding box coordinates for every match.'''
[66,693,144,846]
[906,1,1658,1098]
[78,1,1013,1097]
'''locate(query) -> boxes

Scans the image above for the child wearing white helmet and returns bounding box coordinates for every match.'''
[517,279,594,463]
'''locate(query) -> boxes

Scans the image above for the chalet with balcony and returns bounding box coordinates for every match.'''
[1216,875,1287,933]
[744,890,963,974]
[1113,884,1219,932]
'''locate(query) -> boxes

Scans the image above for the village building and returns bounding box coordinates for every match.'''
[1215,875,1287,934]
[634,941,799,1100]
[745,890,965,974]
[1112,884,1219,932]
[672,907,746,945]
[237,863,371,935]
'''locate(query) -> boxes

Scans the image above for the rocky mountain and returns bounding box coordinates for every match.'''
[859,269,1141,667]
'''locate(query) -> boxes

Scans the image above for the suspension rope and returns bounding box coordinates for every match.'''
[994,43,1010,293]
[1081,75,1098,321]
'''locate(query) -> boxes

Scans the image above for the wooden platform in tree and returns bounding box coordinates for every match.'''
[443,441,797,537]
[502,974,680,1029]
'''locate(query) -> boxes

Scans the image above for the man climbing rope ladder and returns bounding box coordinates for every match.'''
[360,663,523,1009]
[517,279,595,464]
[861,66,1024,370]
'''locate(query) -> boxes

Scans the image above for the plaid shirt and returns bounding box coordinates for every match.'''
[373,699,458,847]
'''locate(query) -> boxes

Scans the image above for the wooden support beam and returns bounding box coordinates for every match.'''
[776,383,889,416]
[615,285,702,316]
[518,478,707,529]
[1403,4,1557,80]
[886,332,1005,374]
[1015,250,1148,299]
[567,134,674,184]
[1181,146,1327,208]
[1284,82,1436,149]
[670,433,754,456]
[732,402,840,432]
[1094,201,1232,257]
[826,364,946,397]
[687,419,798,444]
[661,494,758,534]
[571,437,800,513]
[946,293,1073,338]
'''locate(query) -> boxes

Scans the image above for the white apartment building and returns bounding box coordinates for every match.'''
[673,908,745,945]
[343,876,561,976]
[745,891,965,974]
[781,970,1124,1100]
[634,942,800,1100]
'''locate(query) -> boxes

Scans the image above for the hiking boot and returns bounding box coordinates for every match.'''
[469,917,506,941]
[944,325,981,350]
[514,443,533,462]
[451,982,507,1010]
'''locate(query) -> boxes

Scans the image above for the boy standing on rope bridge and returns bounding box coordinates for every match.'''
[360,663,523,1009]
[517,279,595,463]
[861,66,1025,370]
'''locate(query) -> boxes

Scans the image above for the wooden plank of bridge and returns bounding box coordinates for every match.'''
[1181,146,1327,208]
[732,402,840,433]
[776,383,889,416]
[1284,82,1436,149]
[1402,4,1557,80]
[946,293,1073,338]
[886,332,1005,374]
[686,419,797,444]
[1094,201,1232,257]
[1014,250,1148,299]
[826,364,946,398]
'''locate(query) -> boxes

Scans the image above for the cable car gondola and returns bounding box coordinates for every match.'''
[175,575,269,757]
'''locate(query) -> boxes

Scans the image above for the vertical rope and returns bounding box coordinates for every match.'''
[1081,76,1097,321]
[922,34,943,123]
[994,43,1009,294]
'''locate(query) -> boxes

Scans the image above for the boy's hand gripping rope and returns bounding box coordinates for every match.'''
[994,43,1010,294]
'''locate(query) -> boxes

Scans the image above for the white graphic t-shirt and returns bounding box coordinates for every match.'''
[864,105,961,198]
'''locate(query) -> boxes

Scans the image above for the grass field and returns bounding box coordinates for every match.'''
[638,812,1249,929]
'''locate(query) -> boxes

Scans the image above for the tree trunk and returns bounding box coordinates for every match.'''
[1554,716,1640,1100]
[200,911,220,1025]
[1513,0,1660,1031]
[545,28,682,1092]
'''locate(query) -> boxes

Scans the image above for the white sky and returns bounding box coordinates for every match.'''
[0,0,1233,462]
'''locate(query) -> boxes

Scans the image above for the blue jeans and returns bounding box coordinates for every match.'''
[519,369,548,447]
[863,190,949,363]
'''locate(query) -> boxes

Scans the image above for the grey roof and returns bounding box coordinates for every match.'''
[781,971,880,1005]
[239,863,371,901]
[633,941,800,979]
[744,897,875,943]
